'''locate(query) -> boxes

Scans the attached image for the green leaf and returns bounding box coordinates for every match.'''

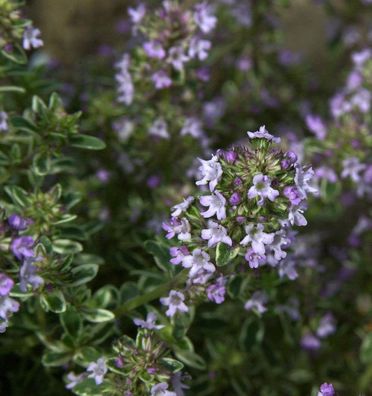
[42,351,71,367]
[4,185,30,207]
[52,239,83,254]
[82,308,115,323]
[227,275,243,298]
[10,115,37,132]
[159,357,184,373]
[73,347,101,366]
[216,243,231,267]
[1,44,27,64]
[40,290,66,313]
[69,264,99,286]
[0,85,26,94]
[361,333,372,364]
[32,152,52,176]
[70,378,99,396]
[61,306,82,337]
[175,350,206,370]
[144,240,171,271]
[70,134,106,150]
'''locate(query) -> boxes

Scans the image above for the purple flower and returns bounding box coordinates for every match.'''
[305,114,327,140]
[283,186,303,206]
[149,118,169,139]
[240,224,274,255]
[194,2,217,33]
[222,150,237,164]
[151,382,176,396]
[196,155,222,191]
[87,358,107,385]
[200,191,226,220]
[133,312,164,330]
[10,236,35,260]
[300,333,321,351]
[96,169,110,183]
[182,249,215,278]
[0,274,14,297]
[0,111,8,132]
[147,175,161,189]
[0,295,20,321]
[152,71,172,89]
[162,218,191,242]
[171,196,194,217]
[285,151,298,164]
[352,49,372,67]
[244,291,268,314]
[206,276,226,304]
[22,26,43,50]
[116,54,134,105]
[65,372,85,390]
[229,192,241,206]
[287,203,308,227]
[294,165,318,199]
[188,38,211,61]
[167,46,189,71]
[278,258,298,280]
[351,88,371,113]
[201,220,232,247]
[247,125,281,143]
[128,4,146,24]
[316,313,336,338]
[244,249,266,269]
[318,383,335,396]
[180,118,204,139]
[268,231,289,261]
[315,166,338,183]
[160,290,189,317]
[341,157,366,182]
[19,257,44,292]
[248,174,279,205]
[143,41,166,59]
[169,246,189,265]
[8,214,32,231]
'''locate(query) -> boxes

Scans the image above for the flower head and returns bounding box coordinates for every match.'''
[240,224,274,256]
[244,291,268,314]
[194,2,217,33]
[19,257,44,292]
[247,125,281,143]
[201,220,232,247]
[160,290,189,317]
[0,274,14,297]
[87,358,107,385]
[206,276,226,304]
[151,382,176,396]
[23,26,43,50]
[247,174,279,205]
[133,312,164,330]
[200,191,226,220]
[317,383,335,396]
[196,155,222,191]
[0,111,8,132]
[10,236,35,261]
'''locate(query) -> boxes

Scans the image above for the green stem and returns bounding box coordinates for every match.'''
[114,269,189,317]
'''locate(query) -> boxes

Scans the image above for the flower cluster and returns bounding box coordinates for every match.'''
[114,0,216,151]
[0,212,45,332]
[161,126,317,316]
[304,49,372,202]
[66,321,187,395]
[0,272,19,333]
[125,1,216,93]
